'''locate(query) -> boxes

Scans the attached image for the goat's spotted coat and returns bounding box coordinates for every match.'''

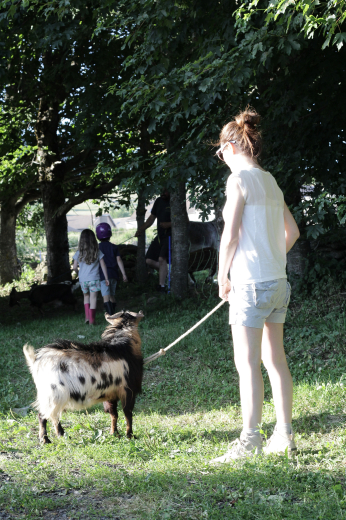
[24,311,143,443]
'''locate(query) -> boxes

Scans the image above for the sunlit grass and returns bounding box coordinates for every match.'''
[1,283,346,518]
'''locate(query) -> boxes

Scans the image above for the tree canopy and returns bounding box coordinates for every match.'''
[0,0,345,287]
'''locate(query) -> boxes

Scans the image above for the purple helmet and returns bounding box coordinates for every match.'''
[96,223,112,240]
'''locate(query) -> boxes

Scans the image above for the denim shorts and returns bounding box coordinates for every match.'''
[101,279,117,297]
[229,278,291,329]
[81,280,101,294]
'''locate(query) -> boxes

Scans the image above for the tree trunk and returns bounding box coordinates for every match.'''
[35,63,71,283]
[171,181,189,298]
[0,201,20,284]
[136,189,148,284]
[41,182,71,283]
[135,123,150,284]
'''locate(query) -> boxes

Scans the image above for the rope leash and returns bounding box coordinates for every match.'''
[117,235,137,246]
[143,299,227,365]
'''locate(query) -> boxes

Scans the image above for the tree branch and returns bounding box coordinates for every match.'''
[15,189,41,215]
[56,174,124,217]
[0,175,38,206]
[62,149,95,175]
[62,164,98,184]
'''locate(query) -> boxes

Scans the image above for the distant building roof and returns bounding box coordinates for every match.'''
[94,214,116,229]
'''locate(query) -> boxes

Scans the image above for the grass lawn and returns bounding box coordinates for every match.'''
[1,277,346,519]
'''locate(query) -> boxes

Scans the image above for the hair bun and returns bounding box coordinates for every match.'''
[235,110,260,129]
[218,106,262,158]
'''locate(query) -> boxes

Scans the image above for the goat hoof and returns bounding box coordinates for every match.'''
[40,436,51,444]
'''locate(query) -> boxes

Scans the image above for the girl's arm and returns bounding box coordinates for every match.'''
[100,258,109,286]
[116,256,128,282]
[218,178,245,301]
[72,259,78,275]
[284,202,300,253]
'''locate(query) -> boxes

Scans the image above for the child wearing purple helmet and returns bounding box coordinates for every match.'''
[96,223,128,315]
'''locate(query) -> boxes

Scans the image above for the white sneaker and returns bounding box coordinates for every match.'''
[263,426,297,456]
[209,433,262,463]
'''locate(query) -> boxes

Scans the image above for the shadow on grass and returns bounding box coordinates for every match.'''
[0,455,342,520]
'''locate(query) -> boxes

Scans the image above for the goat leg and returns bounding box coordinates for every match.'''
[38,413,51,444]
[103,400,119,436]
[31,303,44,317]
[122,392,135,439]
[53,420,65,438]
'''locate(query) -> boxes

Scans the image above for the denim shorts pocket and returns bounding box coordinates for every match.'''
[254,281,279,309]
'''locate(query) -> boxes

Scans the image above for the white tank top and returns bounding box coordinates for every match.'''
[227,167,287,284]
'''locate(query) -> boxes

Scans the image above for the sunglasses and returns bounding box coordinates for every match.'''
[216,140,236,162]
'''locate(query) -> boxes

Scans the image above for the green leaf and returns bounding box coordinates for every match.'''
[148,120,156,133]
[199,78,212,92]
[333,33,346,51]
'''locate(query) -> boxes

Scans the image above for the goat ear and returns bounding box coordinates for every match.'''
[105,311,124,324]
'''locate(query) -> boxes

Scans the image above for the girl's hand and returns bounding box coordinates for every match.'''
[105,279,110,286]
[219,279,231,301]
[123,275,128,282]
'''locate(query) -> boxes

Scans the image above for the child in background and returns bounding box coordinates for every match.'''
[73,229,109,325]
[96,223,128,315]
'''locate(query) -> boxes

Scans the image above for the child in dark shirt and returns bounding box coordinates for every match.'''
[96,223,128,315]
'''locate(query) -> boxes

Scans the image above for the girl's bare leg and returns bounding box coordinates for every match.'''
[89,291,98,310]
[209,324,264,462]
[83,292,90,323]
[261,322,293,424]
[231,325,264,430]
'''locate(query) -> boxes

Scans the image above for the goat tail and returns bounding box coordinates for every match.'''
[23,343,36,368]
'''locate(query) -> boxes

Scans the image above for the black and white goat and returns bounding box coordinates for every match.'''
[23,311,144,444]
